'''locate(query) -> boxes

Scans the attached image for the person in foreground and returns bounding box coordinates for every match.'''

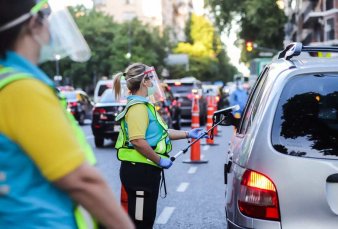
[0,0,134,228]
[113,63,208,229]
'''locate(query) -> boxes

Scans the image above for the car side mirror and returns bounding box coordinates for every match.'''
[212,105,240,129]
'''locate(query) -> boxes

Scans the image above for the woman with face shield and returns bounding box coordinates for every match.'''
[0,0,134,228]
[113,63,208,228]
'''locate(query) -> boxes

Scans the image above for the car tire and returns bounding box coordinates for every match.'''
[78,112,85,125]
[94,137,104,148]
[173,114,181,130]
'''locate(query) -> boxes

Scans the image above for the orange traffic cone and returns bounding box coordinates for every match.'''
[212,95,219,136]
[121,185,128,213]
[183,94,208,164]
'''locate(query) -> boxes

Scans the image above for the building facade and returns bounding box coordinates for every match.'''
[93,0,193,42]
[284,0,338,45]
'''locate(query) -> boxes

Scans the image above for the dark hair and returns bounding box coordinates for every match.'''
[0,0,35,59]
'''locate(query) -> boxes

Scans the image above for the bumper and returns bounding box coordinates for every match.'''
[227,220,246,229]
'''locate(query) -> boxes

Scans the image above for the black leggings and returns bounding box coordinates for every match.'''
[120,162,162,229]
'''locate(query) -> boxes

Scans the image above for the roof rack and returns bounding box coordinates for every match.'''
[278,42,338,60]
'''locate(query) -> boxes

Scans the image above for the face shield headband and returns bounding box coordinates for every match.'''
[0,0,50,33]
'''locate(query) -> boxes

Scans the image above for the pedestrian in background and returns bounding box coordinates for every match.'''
[113,63,208,229]
[229,80,249,118]
[0,0,134,228]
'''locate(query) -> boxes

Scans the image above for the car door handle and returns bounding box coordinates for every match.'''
[327,174,338,183]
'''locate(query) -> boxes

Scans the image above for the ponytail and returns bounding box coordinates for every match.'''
[112,72,123,101]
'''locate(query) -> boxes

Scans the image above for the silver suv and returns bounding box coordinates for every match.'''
[218,43,338,229]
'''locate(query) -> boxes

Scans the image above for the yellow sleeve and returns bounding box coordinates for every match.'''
[0,79,85,181]
[125,104,149,140]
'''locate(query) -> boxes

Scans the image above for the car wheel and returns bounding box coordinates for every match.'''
[94,137,104,148]
[173,114,181,130]
[78,112,85,125]
[111,134,118,143]
[200,113,206,126]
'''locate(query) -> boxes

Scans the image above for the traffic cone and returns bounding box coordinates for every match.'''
[206,96,216,145]
[120,184,128,213]
[212,95,219,136]
[183,94,208,164]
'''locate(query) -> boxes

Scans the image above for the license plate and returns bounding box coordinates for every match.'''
[114,125,120,132]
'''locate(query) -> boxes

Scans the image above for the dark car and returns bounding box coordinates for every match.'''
[61,90,93,125]
[91,89,126,147]
[161,83,181,129]
[164,77,207,125]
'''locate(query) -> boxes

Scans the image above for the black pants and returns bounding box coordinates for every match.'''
[120,162,162,229]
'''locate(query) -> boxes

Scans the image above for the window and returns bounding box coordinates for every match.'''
[239,68,269,134]
[326,18,335,40]
[124,0,133,4]
[272,74,338,159]
[326,0,334,10]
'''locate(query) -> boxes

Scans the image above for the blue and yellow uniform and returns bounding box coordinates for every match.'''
[115,95,172,228]
[0,51,90,228]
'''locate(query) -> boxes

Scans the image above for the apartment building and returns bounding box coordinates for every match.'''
[93,0,193,42]
[284,0,338,45]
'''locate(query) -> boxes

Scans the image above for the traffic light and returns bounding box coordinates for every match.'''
[246,41,253,52]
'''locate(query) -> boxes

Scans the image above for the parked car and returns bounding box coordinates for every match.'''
[91,89,126,147]
[161,83,182,129]
[61,90,93,125]
[93,79,113,103]
[164,77,207,125]
[220,43,338,229]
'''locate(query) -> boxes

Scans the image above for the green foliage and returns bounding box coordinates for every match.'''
[40,6,171,92]
[173,14,236,82]
[206,0,286,63]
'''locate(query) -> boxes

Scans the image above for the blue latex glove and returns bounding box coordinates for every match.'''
[188,128,209,139]
[158,157,173,169]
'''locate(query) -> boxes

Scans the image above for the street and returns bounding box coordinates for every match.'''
[82,124,233,228]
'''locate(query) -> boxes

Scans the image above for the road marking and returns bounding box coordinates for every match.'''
[188,167,198,174]
[155,207,175,224]
[202,145,210,151]
[86,135,94,139]
[176,182,189,192]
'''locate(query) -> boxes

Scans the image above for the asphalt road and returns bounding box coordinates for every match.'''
[82,123,233,228]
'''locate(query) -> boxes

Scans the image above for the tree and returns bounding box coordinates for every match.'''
[206,0,286,62]
[173,14,237,82]
[40,6,171,93]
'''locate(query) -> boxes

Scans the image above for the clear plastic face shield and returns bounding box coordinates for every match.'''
[143,67,166,104]
[0,0,91,63]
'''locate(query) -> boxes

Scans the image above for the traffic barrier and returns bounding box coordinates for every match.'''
[183,94,208,164]
[120,185,128,212]
[206,95,215,145]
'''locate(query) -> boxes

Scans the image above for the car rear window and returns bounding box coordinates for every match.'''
[99,89,127,103]
[62,92,77,101]
[167,83,193,94]
[272,74,338,159]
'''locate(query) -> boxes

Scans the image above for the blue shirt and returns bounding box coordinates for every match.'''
[125,95,164,147]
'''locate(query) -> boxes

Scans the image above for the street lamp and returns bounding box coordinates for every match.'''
[54,54,62,86]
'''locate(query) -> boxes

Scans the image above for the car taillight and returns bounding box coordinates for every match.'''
[187,93,194,100]
[93,108,106,115]
[238,170,280,221]
[68,102,77,107]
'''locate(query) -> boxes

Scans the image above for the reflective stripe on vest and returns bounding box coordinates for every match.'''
[0,67,97,229]
[115,100,172,167]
